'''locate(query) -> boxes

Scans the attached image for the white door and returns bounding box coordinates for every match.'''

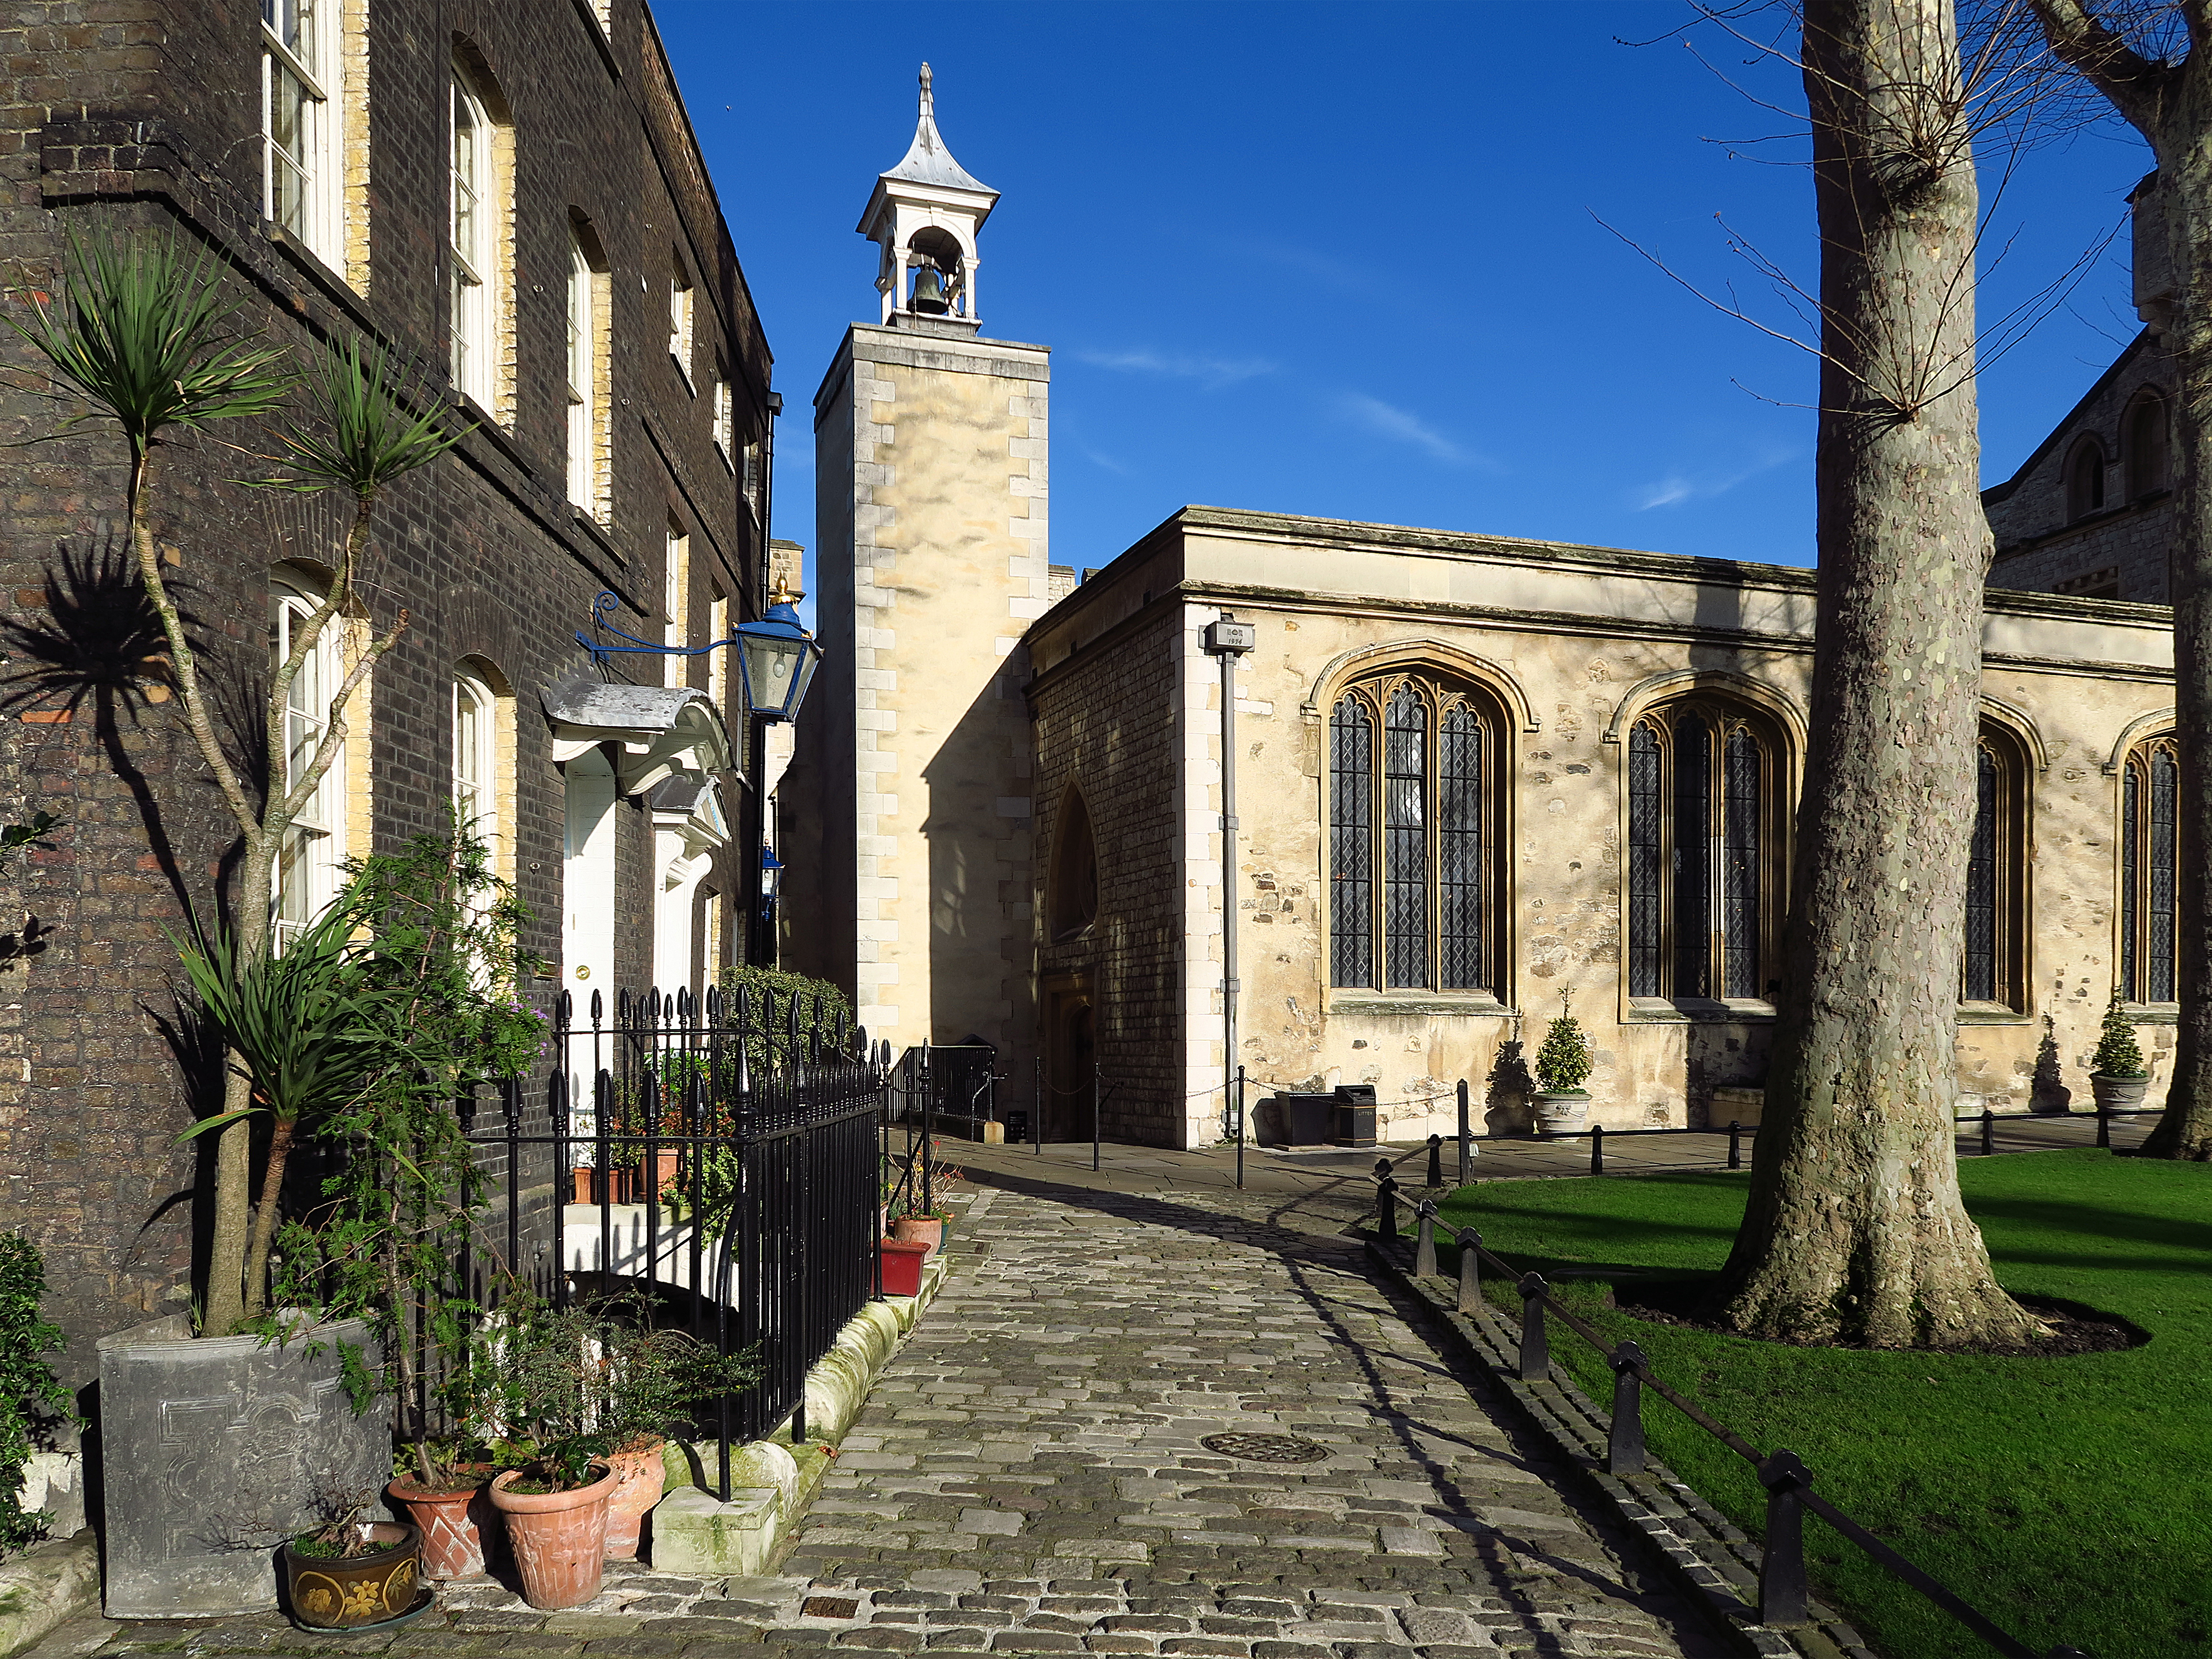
[561,748,618,1134]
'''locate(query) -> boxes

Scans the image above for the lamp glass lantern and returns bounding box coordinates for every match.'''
[734,585,822,722]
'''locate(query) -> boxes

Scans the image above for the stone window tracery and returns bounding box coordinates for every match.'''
[1626,698,1782,1003]
[1329,672,1499,995]
[2121,734,2180,1004]
[1964,725,2029,1010]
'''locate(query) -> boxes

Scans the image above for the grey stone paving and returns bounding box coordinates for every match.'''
[37,1180,1735,1659]
[765,1181,1731,1657]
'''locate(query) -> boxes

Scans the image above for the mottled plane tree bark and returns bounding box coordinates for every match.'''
[1712,0,2048,1347]
[2027,1,2212,1160]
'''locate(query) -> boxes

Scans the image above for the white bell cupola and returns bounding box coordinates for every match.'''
[858,64,998,331]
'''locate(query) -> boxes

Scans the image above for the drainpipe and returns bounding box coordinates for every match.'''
[1203,613,1256,1141]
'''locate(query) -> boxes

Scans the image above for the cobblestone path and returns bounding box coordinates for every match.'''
[761,1182,1729,1657]
[40,1181,1733,1659]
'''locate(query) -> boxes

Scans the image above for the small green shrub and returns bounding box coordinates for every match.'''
[0,1234,73,1557]
[1533,1014,1593,1094]
[2091,991,2147,1078]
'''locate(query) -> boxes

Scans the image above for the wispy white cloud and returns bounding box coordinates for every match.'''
[1632,447,1799,510]
[1341,393,1488,469]
[1079,446,1133,476]
[1074,347,1275,389]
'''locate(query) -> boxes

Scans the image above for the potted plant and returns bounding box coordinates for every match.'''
[385,1444,497,1583]
[1532,1008,1594,1136]
[487,1439,618,1613]
[280,1485,425,1630]
[474,1288,759,1579]
[2089,991,2152,1115]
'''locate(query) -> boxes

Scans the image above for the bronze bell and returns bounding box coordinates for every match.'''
[910,264,950,315]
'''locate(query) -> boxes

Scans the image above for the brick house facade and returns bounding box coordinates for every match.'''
[0,0,775,1383]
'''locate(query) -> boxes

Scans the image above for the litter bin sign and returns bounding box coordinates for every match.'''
[1004,1109,1030,1145]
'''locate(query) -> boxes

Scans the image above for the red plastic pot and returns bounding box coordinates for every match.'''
[879,1238,929,1296]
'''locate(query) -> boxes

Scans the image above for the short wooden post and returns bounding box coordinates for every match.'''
[1414,1200,1438,1276]
[1981,1107,1995,1157]
[1426,1133,1443,1188]
[1590,1123,1605,1175]
[1728,1120,1743,1169]
[1376,1174,1400,1238]
[2096,1098,2111,1148]
[1455,1227,1481,1314]
[1756,1449,1812,1627]
[1515,1271,1550,1381]
[1606,1340,1647,1475]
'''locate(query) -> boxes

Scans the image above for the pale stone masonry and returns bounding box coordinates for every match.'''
[790,319,1048,1078]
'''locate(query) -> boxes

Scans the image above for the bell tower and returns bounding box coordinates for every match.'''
[782,66,1049,1107]
[858,64,998,330]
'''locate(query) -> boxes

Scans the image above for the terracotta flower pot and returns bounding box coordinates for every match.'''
[387,1468,494,1580]
[488,1464,614,1610]
[890,1215,945,1254]
[599,1438,666,1561]
[282,1521,423,1629]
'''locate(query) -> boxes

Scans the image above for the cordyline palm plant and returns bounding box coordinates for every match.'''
[171,903,388,1318]
[7,229,464,1332]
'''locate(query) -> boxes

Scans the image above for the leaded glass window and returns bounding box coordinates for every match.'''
[2121,735,2180,1004]
[1965,744,1999,1003]
[1626,701,1778,1003]
[1329,674,1498,994]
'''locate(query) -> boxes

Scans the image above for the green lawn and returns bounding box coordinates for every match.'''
[1435,1150,2212,1659]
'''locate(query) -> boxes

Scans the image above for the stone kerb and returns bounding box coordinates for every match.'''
[651,1253,949,1577]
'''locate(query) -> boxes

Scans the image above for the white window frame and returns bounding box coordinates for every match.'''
[566,229,596,509]
[707,587,728,713]
[453,670,497,854]
[669,261,695,389]
[261,0,341,260]
[272,578,347,951]
[450,65,494,404]
[713,378,734,471]
[664,522,690,688]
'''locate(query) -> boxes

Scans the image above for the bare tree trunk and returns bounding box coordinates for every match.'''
[2027,1,2212,1159]
[1716,0,2046,1347]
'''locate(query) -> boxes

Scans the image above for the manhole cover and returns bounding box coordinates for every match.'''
[1199,1432,1332,1464]
[801,1598,858,1620]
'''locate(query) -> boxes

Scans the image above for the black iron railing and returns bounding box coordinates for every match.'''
[1374,1187,2092,1659]
[462,984,889,1498]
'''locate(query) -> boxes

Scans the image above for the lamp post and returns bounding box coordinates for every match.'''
[1202,614,1255,1145]
[733,582,821,967]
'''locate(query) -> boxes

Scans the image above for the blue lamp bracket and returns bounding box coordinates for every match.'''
[576,589,735,668]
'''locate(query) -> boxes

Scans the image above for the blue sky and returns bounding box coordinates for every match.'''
[655,1,2157,591]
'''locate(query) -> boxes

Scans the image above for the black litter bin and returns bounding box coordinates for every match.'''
[1333,1084,1378,1148]
[1004,1109,1029,1145]
[1268,1092,1335,1146]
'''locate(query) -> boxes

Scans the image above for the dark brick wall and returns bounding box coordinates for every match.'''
[1985,329,2176,604]
[0,0,774,1385]
[1030,601,1190,1148]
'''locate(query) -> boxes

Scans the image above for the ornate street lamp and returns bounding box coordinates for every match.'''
[734,582,822,723]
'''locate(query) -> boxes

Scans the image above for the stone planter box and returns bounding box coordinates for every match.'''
[96,1314,390,1617]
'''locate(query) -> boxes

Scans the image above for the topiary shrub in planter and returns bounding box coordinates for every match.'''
[2089,991,2152,1115]
[1532,1009,1595,1138]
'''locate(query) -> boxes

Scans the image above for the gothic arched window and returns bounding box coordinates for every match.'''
[2065,437,2107,522]
[2121,734,2179,1004]
[2126,390,2171,500]
[1964,726,2030,1009]
[1329,674,1500,995]
[1626,699,1783,1003]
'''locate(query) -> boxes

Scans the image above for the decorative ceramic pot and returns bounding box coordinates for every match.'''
[879,1237,930,1296]
[281,1521,423,1630]
[2090,1073,2151,1115]
[600,1438,667,1561]
[890,1215,945,1254]
[1532,1090,1591,1138]
[489,1464,614,1611]
[387,1468,494,1580]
